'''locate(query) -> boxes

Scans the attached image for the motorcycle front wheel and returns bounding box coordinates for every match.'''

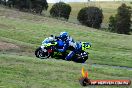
[35,47,50,59]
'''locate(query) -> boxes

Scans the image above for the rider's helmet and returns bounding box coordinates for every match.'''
[60,32,69,41]
[81,42,91,50]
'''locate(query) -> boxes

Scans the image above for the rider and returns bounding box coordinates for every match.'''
[59,32,74,43]
[57,32,76,52]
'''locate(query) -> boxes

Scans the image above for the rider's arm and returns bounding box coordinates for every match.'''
[57,39,69,52]
[57,43,68,52]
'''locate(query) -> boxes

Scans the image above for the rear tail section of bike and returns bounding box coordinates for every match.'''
[74,51,88,63]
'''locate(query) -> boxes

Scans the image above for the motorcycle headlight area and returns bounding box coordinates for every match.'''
[41,46,47,52]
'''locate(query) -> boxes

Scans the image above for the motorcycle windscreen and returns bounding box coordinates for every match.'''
[42,38,51,44]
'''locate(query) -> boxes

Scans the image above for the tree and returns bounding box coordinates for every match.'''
[108,3,131,34]
[77,6,103,29]
[31,0,48,14]
[5,0,48,14]
[50,2,71,20]
[108,15,117,32]
[0,0,7,6]
[0,0,1,4]
[116,3,131,34]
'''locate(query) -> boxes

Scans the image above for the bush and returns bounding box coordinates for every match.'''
[50,2,71,20]
[31,0,48,14]
[77,6,103,29]
[6,0,48,14]
[0,0,1,4]
[116,3,131,34]
[108,3,131,34]
[108,15,117,32]
[0,0,6,5]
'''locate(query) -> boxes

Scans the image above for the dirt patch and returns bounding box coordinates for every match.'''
[0,23,16,29]
[0,23,10,29]
[0,41,20,50]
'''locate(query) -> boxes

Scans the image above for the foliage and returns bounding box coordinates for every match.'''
[108,15,117,32]
[77,6,103,29]
[50,2,71,20]
[1,0,48,14]
[108,3,131,34]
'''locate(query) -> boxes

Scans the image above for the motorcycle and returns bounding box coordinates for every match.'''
[35,37,91,63]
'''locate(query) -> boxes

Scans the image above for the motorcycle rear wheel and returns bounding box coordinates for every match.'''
[74,51,88,63]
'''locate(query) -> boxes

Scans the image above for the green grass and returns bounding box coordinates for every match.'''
[0,54,131,88]
[0,6,132,88]
[0,12,132,67]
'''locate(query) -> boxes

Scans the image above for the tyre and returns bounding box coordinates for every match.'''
[35,47,50,59]
[75,52,88,63]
